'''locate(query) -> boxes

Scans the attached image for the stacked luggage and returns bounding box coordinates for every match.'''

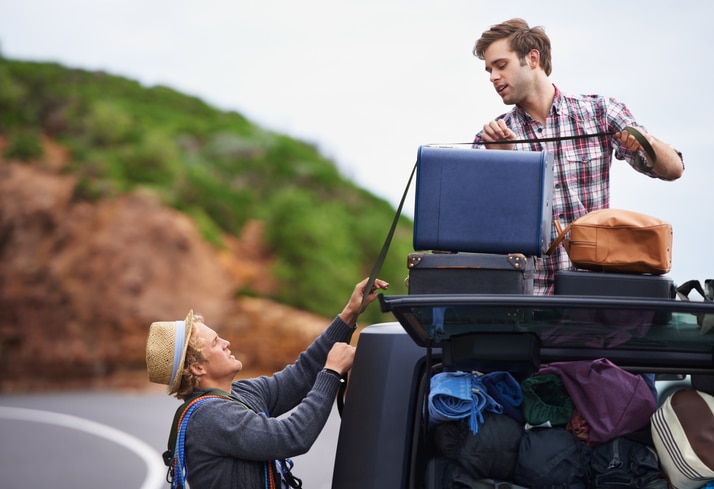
[408,146,553,295]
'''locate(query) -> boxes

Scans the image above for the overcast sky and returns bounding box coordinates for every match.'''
[2,0,712,287]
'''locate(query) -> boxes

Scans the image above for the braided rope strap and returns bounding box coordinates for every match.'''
[170,395,227,489]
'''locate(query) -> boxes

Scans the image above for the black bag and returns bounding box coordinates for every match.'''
[590,436,667,488]
[433,413,522,481]
[513,427,590,489]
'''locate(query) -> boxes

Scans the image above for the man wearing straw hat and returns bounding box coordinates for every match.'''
[146,277,389,489]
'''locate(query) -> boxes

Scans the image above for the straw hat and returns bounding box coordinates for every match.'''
[146,310,194,394]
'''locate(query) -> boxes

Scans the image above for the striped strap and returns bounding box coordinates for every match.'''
[171,395,227,489]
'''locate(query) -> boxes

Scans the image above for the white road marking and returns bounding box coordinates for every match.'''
[0,406,166,489]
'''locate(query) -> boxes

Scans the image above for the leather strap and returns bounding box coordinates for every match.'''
[545,219,572,256]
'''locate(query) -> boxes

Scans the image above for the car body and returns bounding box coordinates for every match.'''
[331,293,714,489]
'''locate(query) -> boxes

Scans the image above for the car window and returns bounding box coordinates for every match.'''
[381,295,714,372]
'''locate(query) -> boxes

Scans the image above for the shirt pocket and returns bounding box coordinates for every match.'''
[558,147,608,211]
[561,147,607,184]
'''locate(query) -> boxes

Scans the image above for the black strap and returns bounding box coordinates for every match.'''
[358,160,418,312]
[336,161,418,417]
[469,126,656,172]
[471,130,615,146]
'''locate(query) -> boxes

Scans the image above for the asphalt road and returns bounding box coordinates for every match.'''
[0,390,341,489]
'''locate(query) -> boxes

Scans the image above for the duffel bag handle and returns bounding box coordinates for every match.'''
[545,219,572,256]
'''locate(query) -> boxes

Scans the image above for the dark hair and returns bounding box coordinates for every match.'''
[473,18,552,76]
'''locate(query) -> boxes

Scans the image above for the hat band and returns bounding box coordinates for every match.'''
[170,320,186,387]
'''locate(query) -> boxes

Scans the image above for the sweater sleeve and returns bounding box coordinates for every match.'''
[240,314,354,416]
[187,368,344,462]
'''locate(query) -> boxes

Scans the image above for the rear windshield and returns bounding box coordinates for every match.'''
[381,295,714,373]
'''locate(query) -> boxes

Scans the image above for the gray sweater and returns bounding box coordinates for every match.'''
[183,315,353,489]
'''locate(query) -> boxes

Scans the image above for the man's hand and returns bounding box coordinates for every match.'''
[616,128,684,181]
[616,128,652,153]
[324,342,356,376]
[339,277,389,326]
[482,119,517,150]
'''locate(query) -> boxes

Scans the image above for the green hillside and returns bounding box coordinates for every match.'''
[0,57,414,324]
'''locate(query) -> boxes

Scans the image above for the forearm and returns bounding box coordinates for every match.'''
[649,137,684,181]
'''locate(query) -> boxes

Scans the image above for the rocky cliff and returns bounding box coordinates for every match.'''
[0,137,335,392]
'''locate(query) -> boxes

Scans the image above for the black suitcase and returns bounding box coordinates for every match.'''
[554,270,675,325]
[554,271,675,299]
[407,252,535,295]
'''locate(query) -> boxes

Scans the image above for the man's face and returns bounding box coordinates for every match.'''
[192,322,243,382]
[483,38,533,106]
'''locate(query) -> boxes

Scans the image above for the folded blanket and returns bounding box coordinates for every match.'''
[429,371,503,434]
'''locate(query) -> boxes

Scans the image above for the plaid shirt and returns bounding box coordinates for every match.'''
[474,85,669,294]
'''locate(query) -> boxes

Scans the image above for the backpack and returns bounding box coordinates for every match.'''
[162,389,304,489]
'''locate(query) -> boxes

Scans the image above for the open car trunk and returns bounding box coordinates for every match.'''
[332,294,714,489]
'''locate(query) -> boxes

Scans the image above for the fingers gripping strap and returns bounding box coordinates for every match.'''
[624,126,657,172]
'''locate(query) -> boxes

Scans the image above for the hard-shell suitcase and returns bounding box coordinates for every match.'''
[554,271,675,299]
[413,146,554,256]
[407,252,535,295]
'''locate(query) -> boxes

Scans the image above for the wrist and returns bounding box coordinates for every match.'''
[321,367,344,381]
[338,308,358,327]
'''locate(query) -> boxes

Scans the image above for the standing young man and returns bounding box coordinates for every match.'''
[146,277,389,489]
[472,18,684,294]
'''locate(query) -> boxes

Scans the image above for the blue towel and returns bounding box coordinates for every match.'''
[428,371,503,434]
[481,371,524,424]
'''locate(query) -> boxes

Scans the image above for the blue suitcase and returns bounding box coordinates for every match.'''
[413,147,554,256]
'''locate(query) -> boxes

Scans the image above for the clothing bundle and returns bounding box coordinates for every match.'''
[427,359,713,488]
[428,370,523,434]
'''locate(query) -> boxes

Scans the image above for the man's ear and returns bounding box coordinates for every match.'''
[528,49,540,70]
[189,362,205,377]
